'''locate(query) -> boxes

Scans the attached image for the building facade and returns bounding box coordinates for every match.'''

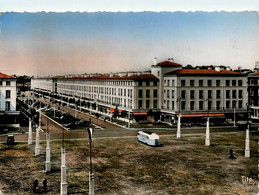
[31,59,249,123]
[0,72,19,126]
[248,72,259,122]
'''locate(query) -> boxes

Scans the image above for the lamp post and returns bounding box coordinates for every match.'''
[60,115,67,195]
[176,96,181,139]
[87,128,94,195]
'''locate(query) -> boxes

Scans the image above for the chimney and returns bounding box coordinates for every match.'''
[154,57,157,65]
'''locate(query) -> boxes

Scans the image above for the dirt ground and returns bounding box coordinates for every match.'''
[0,132,258,195]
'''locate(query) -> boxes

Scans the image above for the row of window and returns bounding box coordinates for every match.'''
[164,100,243,110]
[138,89,158,98]
[164,89,244,100]
[138,81,158,87]
[180,79,243,87]
[138,99,158,109]
[0,81,11,86]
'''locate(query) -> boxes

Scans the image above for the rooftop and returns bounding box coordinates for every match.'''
[165,68,246,76]
[155,60,182,67]
[71,74,159,80]
[0,72,14,79]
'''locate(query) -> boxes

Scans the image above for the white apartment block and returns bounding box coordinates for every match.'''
[0,72,19,126]
[31,59,248,123]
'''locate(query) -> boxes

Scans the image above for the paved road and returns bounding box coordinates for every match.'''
[3,92,246,143]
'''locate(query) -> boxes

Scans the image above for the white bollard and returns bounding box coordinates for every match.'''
[60,148,68,195]
[205,117,210,146]
[28,119,32,145]
[45,132,51,172]
[176,114,181,139]
[245,126,250,158]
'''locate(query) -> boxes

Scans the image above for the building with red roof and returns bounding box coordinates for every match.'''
[31,59,249,123]
[0,72,20,127]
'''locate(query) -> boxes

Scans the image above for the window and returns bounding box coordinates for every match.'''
[181,80,186,87]
[199,101,203,110]
[216,90,221,99]
[171,90,174,98]
[232,80,236,86]
[172,101,175,110]
[6,81,10,86]
[181,90,186,99]
[167,100,170,109]
[138,100,143,109]
[190,90,195,99]
[5,101,10,111]
[207,80,212,87]
[138,90,143,98]
[158,71,160,77]
[146,100,150,109]
[190,101,195,110]
[181,101,186,110]
[232,101,237,108]
[190,80,195,87]
[226,80,230,86]
[208,90,212,99]
[138,81,142,86]
[146,81,150,86]
[167,90,170,98]
[232,90,236,98]
[238,90,243,98]
[216,101,221,110]
[238,80,243,86]
[167,80,170,86]
[146,90,150,98]
[153,81,158,86]
[238,100,242,108]
[199,90,203,99]
[0,81,2,86]
[199,80,203,87]
[208,101,212,110]
[226,101,230,109]
[153,89,158,98]
[154,100,157,109]
[216,80,220,87]
[226,90,230,98]
[6,90,11,98]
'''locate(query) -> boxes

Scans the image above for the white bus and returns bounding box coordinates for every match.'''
[137,131,160,146]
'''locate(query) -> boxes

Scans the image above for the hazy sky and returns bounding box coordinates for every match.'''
[0,11,259,76]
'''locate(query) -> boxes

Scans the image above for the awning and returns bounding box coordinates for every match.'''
[109,108,122,113]
[177,113,225,118]
[133,112,147,116]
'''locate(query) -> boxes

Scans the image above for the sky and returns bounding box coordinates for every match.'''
[0,1,259,76]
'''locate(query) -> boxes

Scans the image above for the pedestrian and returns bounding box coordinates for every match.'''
[33,179,38,193]
[43,178,47,193]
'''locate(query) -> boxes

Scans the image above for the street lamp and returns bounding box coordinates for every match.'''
[87,127,94,195]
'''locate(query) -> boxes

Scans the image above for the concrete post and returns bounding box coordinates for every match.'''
[28,119,32,145]
[89,172,95,195]
[35,127,40,156]
[245,126,250,158]
[205,117,210,146]
[60,148,68,195]
[45,132,51,172]
[176,114,181,139]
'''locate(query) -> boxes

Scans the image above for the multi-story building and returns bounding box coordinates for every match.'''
[0,72,19,127]
[248,72,259,122]
[31,59,249,123]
